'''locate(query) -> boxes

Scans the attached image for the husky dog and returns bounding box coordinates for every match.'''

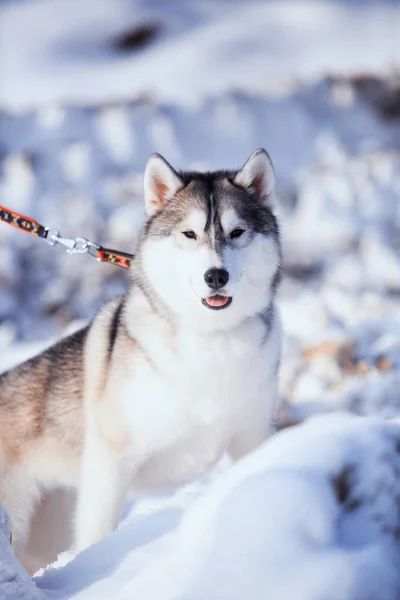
[0,149,282,571]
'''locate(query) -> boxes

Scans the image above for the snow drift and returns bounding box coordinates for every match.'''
[28,413,400,599]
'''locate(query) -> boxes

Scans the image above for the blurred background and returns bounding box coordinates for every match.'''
[0,0,399,422]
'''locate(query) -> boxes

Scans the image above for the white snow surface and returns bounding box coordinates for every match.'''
[29,413,400,599]
[2,414,400,598]
[0,0,398,109]
[0,505,44,599]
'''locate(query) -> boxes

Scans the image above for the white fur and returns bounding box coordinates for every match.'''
[141,211,280,331]
[74,297,281,550]
[220,207,245,233]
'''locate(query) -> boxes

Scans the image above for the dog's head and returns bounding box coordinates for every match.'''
[136,149,281,330]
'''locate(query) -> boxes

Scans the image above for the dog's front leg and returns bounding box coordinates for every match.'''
[229,383,278,462]
[74,421,132,552]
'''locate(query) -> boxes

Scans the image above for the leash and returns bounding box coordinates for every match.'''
[0,205,133,269]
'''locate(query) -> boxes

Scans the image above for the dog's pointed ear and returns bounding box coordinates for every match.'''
[233,148,275,204]
[144,153,183,216]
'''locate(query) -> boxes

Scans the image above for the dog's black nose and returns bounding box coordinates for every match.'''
[204,268,229,290]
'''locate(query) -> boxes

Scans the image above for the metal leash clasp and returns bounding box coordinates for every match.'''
[44,228,101,261]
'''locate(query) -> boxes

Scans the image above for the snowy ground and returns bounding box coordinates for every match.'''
[3,414,400,599]
[1,0,400,598]
[0,0,398,108]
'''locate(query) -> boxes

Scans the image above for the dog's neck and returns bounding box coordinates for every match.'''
[124,280,275,347]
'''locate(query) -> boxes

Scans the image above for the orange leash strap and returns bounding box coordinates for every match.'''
[0,205,48,238]
[0,204,133,270]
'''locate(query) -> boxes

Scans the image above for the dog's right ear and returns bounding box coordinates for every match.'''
[144,154,183,216]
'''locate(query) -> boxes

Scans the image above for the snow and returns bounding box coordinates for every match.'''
[0,504,45,599]
[29,414,400,599]
[1,0,400,597]
[0,0,399,109]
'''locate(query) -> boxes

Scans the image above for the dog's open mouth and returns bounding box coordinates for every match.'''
[202,295,232,310]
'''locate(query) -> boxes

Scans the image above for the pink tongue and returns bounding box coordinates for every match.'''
[206,295,229,307]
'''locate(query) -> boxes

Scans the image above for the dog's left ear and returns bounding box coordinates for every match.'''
[144,153,183,216]
[233,148,275,204]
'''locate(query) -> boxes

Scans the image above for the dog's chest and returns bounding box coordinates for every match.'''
[120,321,273,487]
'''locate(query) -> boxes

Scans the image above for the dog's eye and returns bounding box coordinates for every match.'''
[183,230,197,240]
[230,228,245,239]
